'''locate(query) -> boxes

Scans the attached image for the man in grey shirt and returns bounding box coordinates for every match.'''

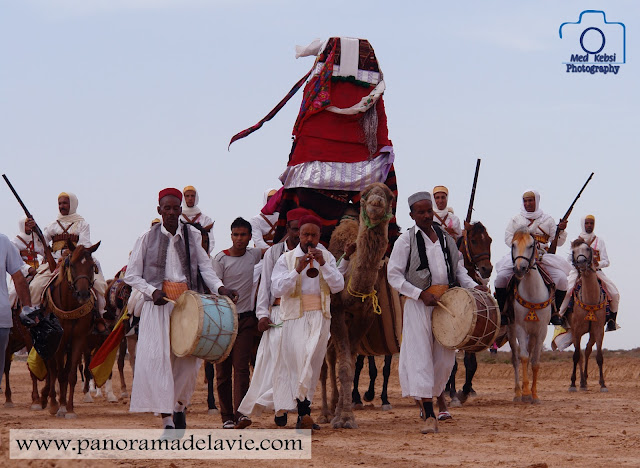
[1,233,35,388]
[212,217,262,429]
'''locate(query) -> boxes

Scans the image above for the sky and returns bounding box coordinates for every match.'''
[1,1,638,350]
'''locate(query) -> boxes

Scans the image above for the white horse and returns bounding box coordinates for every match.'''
[507,228,552,403]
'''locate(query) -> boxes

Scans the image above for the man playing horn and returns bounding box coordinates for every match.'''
[560,215,620,331]
[270,215,344,429]
[494,190,571,326]
[237,207,306,428]
[180,185,215,254]
[387,192,479,434]
[432,185,462,240]
[124,188,236,431]
[28,192,108,316]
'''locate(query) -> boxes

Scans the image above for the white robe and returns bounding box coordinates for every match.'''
[270,244,344,411]
[433,209,462,240]
[388,226,476,400]
[125,224,223,414]
[250,212,280,250]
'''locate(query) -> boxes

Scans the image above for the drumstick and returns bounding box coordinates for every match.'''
[165,298,176,305]
[437,301,456,317]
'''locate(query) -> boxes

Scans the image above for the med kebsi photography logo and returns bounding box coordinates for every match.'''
[559,10,626,75]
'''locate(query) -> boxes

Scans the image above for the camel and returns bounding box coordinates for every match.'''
[319,182,395,428]
[507,228,552,404]
[567,239,608,392]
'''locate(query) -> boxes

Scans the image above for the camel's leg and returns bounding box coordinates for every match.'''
[380,355,392,409]
[520,357,531,402]
[582,334,595,390]
[330,313,357,429]
[318,360,330,424]
[351,354,364,408]
[4,357,13,407]
[363,356,377,403]
[118,338,127,397]
[126,335,137,379]
[66,335,88,418]
[328,346,338,416]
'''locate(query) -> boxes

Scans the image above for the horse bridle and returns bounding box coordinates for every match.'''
[63,254,97,298]
[462,229,491,267]
[511,237,536,274]
[572,246,594,272]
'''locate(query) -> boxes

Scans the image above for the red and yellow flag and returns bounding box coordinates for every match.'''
[89,308,128,388]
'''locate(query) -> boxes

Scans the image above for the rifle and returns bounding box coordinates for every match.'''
[466,158,481,224]
[3,174,56,272]
[547,172,594,254]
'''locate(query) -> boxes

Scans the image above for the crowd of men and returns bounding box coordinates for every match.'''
[0,185,620,435]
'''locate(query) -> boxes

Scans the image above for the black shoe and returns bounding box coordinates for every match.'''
[235,415,252,429]
[606,319,618,332]
[173,410,186,430]
[274,413,288,427]
[550,314,563,326]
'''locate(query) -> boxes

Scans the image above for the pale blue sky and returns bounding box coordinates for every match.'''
[1,1,638,349]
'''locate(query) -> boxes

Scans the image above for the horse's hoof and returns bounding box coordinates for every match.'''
[513,396,521,403]
[31,403,44,411]
[56,406,68,418]
[569,387,577,393]
[83,393,94,403]
[4,402,14,408]
[580,387,588,392]
[450,396,462,408]
[208,408,219,416]
[522,395,533,403]
[381,404,393,411]
[107,393,118,402]
[352,403,364,410]
[49,405,59,416]
[120,391,129,399]
[65,412,77,419]
[95,389,103,398]
[532,398,541,405]
[600,387,609,393]
[455,391,468,404]
[316,414,330,424]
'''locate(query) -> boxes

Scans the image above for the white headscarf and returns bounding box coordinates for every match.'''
[18,216,28,237]
[431,189,454,220]
[182,187,201,218]
[579,215,596,244]
[263,188,277,206]
[57,192,85,223]
[520,190,543,221]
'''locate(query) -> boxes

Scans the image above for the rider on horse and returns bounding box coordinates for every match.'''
[432,185,462,240]
[494,190,572,326]
[559,215,620,332]
[8,217,44,308]
[180,185,215,254]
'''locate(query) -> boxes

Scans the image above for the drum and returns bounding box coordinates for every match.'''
[357,260,404,356]
[170,291,238,363]
[432,287,501,353]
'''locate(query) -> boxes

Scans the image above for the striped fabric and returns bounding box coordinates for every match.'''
[162,281,188,301]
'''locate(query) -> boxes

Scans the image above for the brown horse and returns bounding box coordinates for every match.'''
[3,307,41,409]
[40,241,101,418]
[447,221,493,405]
[568,239,608,392]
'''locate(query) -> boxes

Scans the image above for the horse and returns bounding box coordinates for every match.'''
[567,239,608,393]
[40,241,101,418]
[507,228,551,403]
[3,307,41,409]
[445,221,493,405]
[352,354,393,410]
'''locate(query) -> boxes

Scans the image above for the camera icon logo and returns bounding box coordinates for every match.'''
[559,10,625,75]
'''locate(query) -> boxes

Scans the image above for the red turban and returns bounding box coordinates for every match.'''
[299,214,323,229]
[287,208,311,222]
[158,188,183,202]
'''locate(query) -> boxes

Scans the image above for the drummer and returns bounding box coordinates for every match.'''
[212,217,263,429]
[124,188,237,432]
[387,191,480,434]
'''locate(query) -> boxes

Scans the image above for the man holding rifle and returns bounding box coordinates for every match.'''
[494,190,572,325]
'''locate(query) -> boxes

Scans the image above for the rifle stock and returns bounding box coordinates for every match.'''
[547,172,594,254]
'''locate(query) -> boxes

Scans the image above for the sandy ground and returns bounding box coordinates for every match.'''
[2,349,639,468]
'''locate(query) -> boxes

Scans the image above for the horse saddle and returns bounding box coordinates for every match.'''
[504,266,557,321]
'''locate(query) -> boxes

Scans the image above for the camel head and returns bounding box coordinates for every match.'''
[570,238,594,273]
[359,183,395,228]
[511,227,535,280]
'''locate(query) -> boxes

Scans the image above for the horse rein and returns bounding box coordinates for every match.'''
[63,254,97,298]
[511,238,536,275]
[462,229,491,266]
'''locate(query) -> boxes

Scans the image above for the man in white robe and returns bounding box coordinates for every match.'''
[237,207,305,427]
[559,215,620,331]
[125,188,235,430]
[250,189,280,253]
[387,192,478,434]
[8,217,44,308]
[28,192,108,316]
[180,185,215,254]
[494,190,571,325]
[271,215,344,429]
[432,185,462,240]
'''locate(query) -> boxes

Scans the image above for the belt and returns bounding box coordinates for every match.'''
[238,310,256,317]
